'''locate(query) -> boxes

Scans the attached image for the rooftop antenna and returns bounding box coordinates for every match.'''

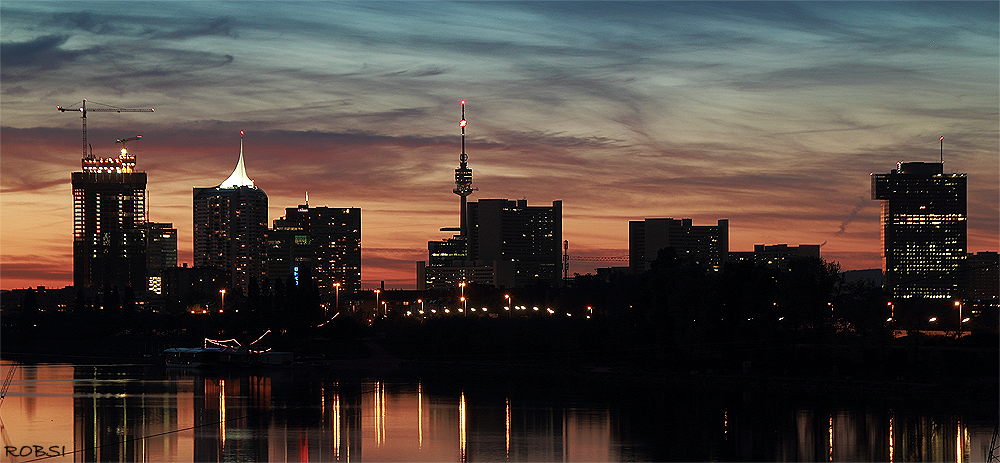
[940,136,944,163]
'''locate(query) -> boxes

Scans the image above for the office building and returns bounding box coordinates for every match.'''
[146,222,177,295]
[728,244,820,271]
[421,198,563,290]
[72,143,147,291]
[268,204,362,301]
[468,199,563,287]
[418,102,563,289]
[964,251,998,311]
[871,161,966,300]
[629,218,729,273]
[193,134,268,295]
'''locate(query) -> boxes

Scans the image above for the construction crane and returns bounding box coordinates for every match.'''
[115,135,142,173]
[563,240,629,280]
[57,99,154,159]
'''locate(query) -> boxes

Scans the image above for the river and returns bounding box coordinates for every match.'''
[0,359,994,462]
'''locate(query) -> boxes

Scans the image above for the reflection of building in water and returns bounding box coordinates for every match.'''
[192,375,271,462]
[73,365,182,462]
[728,403,979,461]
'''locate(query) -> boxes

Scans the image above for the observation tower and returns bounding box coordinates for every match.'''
[452,100,478,242]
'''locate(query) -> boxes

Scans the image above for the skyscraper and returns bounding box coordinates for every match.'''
[871,161,967,301]
[468,199,563,287]
[193,133,268,295]
[268,203,362,300]
[72,141,147,291]
[629,218,729,273]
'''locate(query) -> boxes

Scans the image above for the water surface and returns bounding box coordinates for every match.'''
[0,360,992,462]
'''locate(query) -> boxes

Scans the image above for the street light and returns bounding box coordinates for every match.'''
[418,298,424,315]
[459,282,466,317]
[333,282,340,313]
[505,294,511,316]
[374,289,381,317]
[955,300,963,338]
[220,289,226,313]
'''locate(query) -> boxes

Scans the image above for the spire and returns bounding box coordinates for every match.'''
[220,130,255,189]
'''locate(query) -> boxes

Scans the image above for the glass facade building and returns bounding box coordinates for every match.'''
[72,150,148,291]
[871,161,967,300]
[193,142,268,295]
[268,205,362,299]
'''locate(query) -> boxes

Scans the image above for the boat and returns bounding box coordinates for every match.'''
[164,331,293,368]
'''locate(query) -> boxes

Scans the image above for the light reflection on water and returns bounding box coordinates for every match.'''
[0,359,993,462]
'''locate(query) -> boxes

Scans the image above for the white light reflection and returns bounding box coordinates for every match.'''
[220,379,226,450]
[956,419,962,463]
[505,397,511,460]
[374,381,386,447]
[888,411,894,463]
[828,415,833,462]
[333,385,340,460]
[418,383,423,449]
[460,391,467,462]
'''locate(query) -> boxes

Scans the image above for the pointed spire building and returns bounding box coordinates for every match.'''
[193,131,268,295]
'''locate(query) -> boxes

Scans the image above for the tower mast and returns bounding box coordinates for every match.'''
[453,100,477,252]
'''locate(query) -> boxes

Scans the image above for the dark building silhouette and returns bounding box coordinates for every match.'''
[421,198,562,289]
[162,264,230,312]
[268,203,362,300]
[728,243,821,271]
[418,102,563,289]
[72,146,147,291]
[629,218,729,273]
[964,251,998,312]
[193,134,268,295]
[468,198,563,287]
[871,161,966,301]
[146,222,177,295]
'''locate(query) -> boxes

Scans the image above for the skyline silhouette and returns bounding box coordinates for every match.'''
[2,2,997,290]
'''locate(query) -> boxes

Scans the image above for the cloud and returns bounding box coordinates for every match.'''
[731,63,924,91]
[45,11,113,33]
[0,35,103,80]
[149,17,238,40]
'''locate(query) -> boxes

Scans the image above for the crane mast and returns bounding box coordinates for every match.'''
[57,99,154,159]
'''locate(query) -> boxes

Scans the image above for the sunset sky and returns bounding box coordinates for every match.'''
[2,2,997,290]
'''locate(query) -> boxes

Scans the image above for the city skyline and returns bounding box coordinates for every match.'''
[2,2,997,290]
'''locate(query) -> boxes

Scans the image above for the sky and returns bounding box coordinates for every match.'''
[1,1,997,291]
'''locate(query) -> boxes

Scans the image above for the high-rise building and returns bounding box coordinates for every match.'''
[193,133,268,295]
[146,222,177,295]
[72,142,147,291]
[468,199,563,287]
[871,161,966,301]
[268,204,362,300]
[419,102,563,289]
[629,218,729,273]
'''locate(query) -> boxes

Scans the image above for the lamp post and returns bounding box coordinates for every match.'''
[459,282,466,317]
[505,294,511,316]
[333,282,340,313]
[219,289,226,313]
[418,299,424,315]
[954,300,962,338]
[374,289,381,317]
